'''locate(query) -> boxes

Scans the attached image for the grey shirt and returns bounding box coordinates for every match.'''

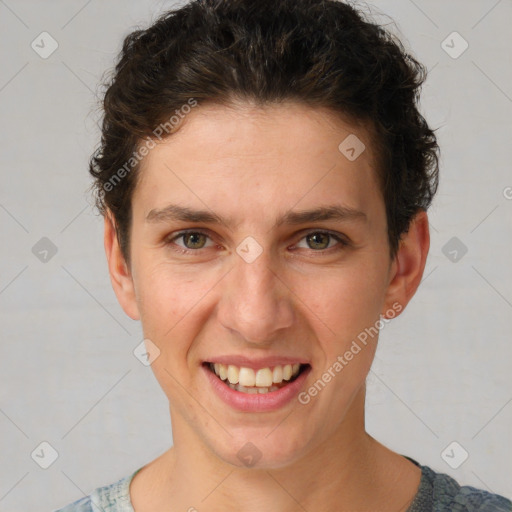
[403,456,512,512]
[54,456,512,511]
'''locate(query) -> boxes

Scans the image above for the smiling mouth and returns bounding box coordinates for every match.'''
[205,362,309,394]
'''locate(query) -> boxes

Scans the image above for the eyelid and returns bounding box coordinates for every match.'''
[166,229,217,251]
[293,229,349,249]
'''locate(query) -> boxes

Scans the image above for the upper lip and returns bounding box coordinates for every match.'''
[203,355,310,369]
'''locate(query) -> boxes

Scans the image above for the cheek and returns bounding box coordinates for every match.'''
[296,259,389,343]
[134,265,215,405]
[137,263,198,320]
[135,261,221,356]
[298,270,384,413]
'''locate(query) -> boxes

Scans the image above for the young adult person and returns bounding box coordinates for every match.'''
[55,0,512,510]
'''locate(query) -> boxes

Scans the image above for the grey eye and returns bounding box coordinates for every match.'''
[306,232,331,250]
[181,232,208,249]
[294,231,346,251]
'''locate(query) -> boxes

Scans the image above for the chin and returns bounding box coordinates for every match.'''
[205,427,312,471]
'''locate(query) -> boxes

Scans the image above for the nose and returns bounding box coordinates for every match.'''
[217,249,295,345]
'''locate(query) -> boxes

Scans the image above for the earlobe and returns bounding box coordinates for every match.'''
[381,210,430,318]
[104,212,140,321]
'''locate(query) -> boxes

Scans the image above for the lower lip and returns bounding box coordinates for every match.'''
[202,364,311,413]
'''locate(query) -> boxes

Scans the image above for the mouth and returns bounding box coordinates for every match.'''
[204,362,310,394]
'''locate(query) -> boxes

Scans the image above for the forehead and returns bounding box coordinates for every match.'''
[145,101,376,165]
[132,102,383,223]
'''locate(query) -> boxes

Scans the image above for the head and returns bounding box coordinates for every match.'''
[94,0,439,469]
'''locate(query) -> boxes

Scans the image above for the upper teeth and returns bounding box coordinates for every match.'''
[211,363,301,387]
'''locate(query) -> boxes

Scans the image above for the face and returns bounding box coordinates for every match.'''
[107,102,425,469]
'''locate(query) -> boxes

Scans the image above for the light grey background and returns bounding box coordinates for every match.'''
[0,0,511,510]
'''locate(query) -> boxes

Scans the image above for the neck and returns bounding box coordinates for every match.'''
[144,385,413,512]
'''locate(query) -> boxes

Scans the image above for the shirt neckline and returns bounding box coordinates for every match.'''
[401,455,433,512]
[121,456,429,511]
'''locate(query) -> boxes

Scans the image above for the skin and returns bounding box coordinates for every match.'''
[104,102,430,511]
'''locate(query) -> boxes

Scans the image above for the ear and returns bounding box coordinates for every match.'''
[104,211,140,321]
[381,210,430,318]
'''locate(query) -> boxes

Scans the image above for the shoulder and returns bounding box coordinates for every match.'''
[53,469,141,512]
[415,463,512,512]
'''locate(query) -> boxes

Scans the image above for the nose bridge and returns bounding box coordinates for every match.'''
[218,247,294,344]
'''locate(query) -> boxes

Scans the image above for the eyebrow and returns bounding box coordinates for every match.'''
[145,203,367,228]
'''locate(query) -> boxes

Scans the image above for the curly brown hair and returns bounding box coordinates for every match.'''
[89,0,439,265]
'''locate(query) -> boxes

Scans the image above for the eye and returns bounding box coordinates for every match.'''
[165,229,348,255]
[167,230,215,252]
[295,231,347,251]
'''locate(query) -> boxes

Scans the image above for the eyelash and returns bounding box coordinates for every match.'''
[165,229,349,255]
